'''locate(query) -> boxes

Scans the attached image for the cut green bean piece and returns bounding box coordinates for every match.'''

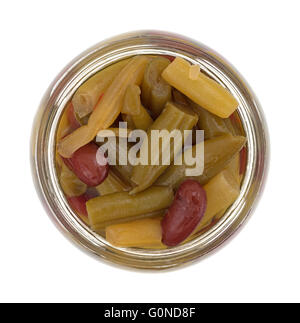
[130,102,198,194]
[87,186,173,230]
[156,133,246,188]
[142,57,172,117]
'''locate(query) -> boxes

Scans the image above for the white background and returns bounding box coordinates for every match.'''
[1,0,299,303]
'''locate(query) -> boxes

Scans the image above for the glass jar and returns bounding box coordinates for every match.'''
[31,30,269,270]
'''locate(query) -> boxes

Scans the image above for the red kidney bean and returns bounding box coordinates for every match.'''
[66,102,81,130]
[162,55,175,62]
[67,187,99,217]
[161,180,207,246]
[229,112,238,125]
[67,194,90,217]
[62,142,109,186]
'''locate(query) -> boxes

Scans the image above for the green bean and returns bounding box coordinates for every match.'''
[96,170,131,196]
[156,133,246,188]
[122,84,153,131]
[87,186,173,230]
[141,57,172,116]
[130,102,198,194]
[191,103,229,139]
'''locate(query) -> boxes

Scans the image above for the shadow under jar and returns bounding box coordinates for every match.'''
[31,31,269,270]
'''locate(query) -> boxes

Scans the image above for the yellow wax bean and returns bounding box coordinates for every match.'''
[96,171,130,196]
[162,57,238,118]
[106,217,164,248]
[58,56,149,158]
[87,186,173,231]
[72,59,129,118]
[195,170,240,232]
[96,210,165,231]
[189,64,200,80]
[130,102,198,194]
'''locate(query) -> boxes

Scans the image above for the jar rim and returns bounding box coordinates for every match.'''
[31,30,269,270]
